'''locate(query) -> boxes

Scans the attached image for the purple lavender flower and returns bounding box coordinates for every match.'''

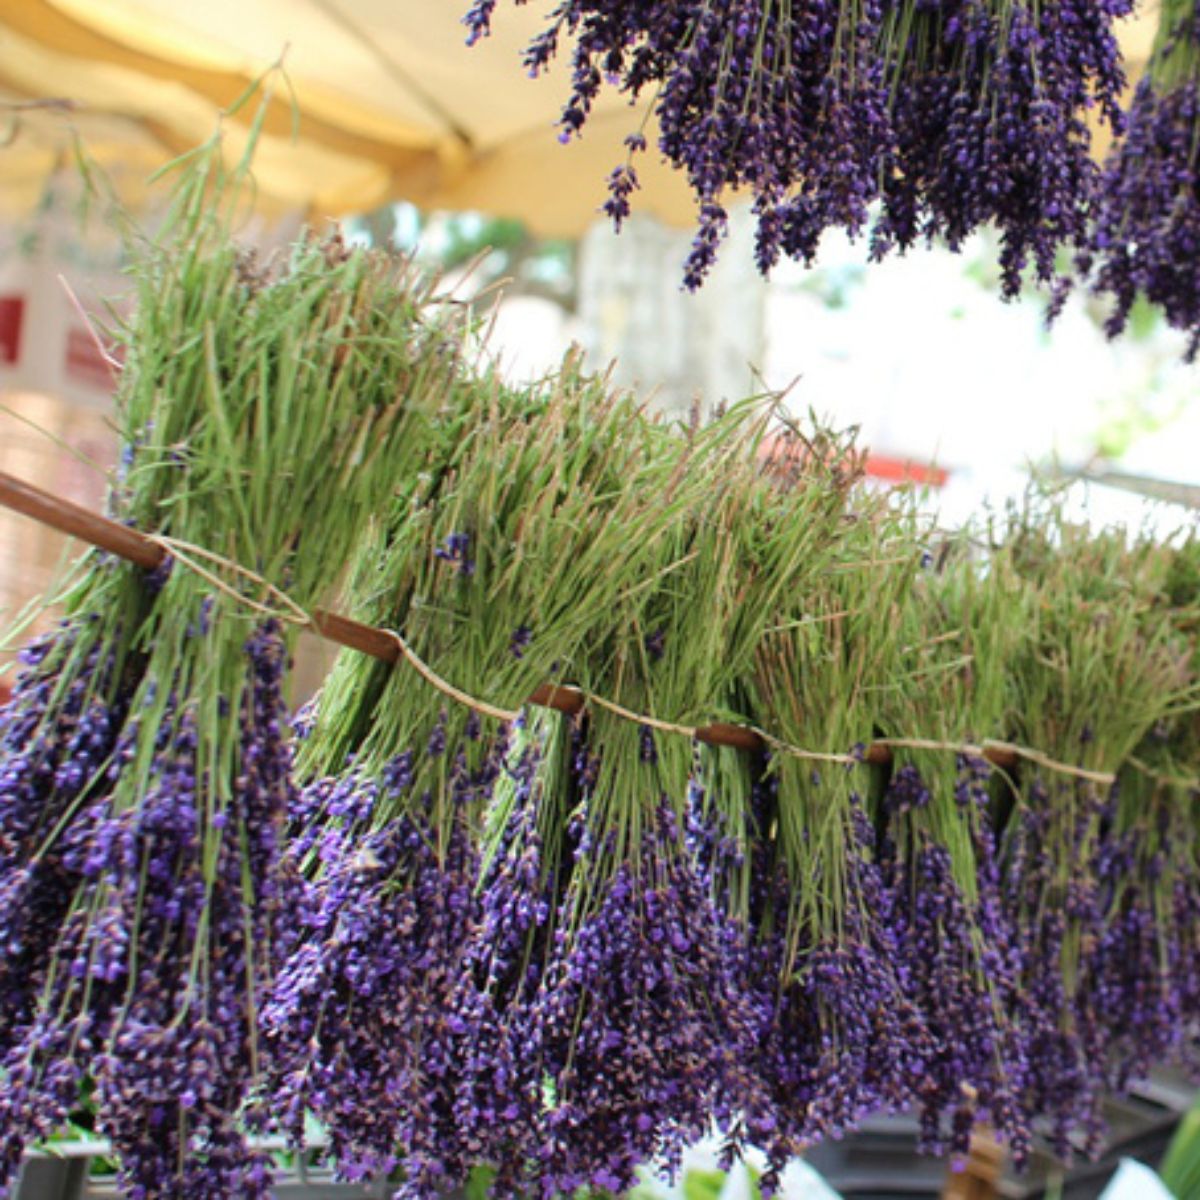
[435,531,476,578]
[510,625,534,660]
[1081,42,1200,357]
[0,624,132,1058]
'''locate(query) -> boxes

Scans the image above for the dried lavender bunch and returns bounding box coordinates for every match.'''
[509,712,756,1197]
[880,760,1031,1163]
[264,363,715,1196]
[1094,770,1200,1090]
[999,512,1200,1154]
[874,540,1038,1162]
[875,0,1130,296]
[468,0,1130,292]
[466,0,891,286]
[0,117,468,1195]
[0,612,143,1061]
[742,498,934,1177]
[436,413,848,1192]
[265,732,490,1191]
[448,714,567,1197]
[1079,0,1200,356]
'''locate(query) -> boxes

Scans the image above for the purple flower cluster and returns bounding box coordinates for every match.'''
[1081,47,1200,356]
[746,792,926,1180]
[529,802,759,1196]
[264,716,521,1198]
[876,0,1130,296]
[0,622,294,1199]
[435,531,476,578]
[1000,790,1108,1157]
[265,794,479,1192]
[0,623,130,1059]
[466,0,1130,292]
[448,742,553,1194]
[882,765,1031,1163]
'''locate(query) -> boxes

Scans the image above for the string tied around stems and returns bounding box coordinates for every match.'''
[144,534,313,627]
[875,736,1119,787]
[3,471,1173,790]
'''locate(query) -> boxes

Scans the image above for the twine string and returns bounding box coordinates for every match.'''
[146,534,313,626]
[383,629,523,724]
[132,535,1140,788]
[587,692,699,740]
[752,728,859,766]
[876,736,1119,786]
[1128,755,1200,792]
[981,740,1118,787]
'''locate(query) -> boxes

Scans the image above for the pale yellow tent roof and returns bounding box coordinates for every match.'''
[0,0,1161,230]
[0,0,695,230]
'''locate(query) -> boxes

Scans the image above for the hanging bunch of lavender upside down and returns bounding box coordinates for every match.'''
[876,0,1130,295]
[0,130,467,1198]
[466,0,1130,294]
[1077,0,1200,356]
[877,545,1038,1163]
[475,425,864,1196]
[998,515,1200,1158]
[263,364,710,1198]
[743,509,934,1181]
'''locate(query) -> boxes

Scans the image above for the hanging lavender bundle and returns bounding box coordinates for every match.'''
[524,711,756,1195]
[1094,769,1200,1093]
[262,363,702,1197]
[746,514,931,1177]
[874,0,1130,295]
[468,1,1130,293]
[0,586,154,1068]
[0,130,467,1197]
[500,421,862,1196]
[454,404,864,1190]
[1080,0,1200,356]
[465,0,891,286]
[999,514,1200,1157]
[877,542,1038,1163]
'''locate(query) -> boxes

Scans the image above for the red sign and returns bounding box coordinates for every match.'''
[0,296,24,365]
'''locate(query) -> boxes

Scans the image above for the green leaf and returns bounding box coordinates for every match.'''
[682,1167,728,1200]
[1161,1094,1200,1200]
[465,1163,498,1200]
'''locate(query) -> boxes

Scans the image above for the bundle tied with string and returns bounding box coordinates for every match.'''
[261,359,716,1198]
[875,539,1038,1164]
[995,513,1200,1158]
[740,497,936,1180]
[0,118,471,1199]
[472,418,870,1198]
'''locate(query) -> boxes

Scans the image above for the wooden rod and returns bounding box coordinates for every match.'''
[0,468,1019,767]
[0,471,165,571]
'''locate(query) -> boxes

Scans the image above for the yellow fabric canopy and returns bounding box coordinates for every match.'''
[0,0,1160,230]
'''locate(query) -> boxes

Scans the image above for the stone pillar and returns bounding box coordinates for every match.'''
[576,206,768,421]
